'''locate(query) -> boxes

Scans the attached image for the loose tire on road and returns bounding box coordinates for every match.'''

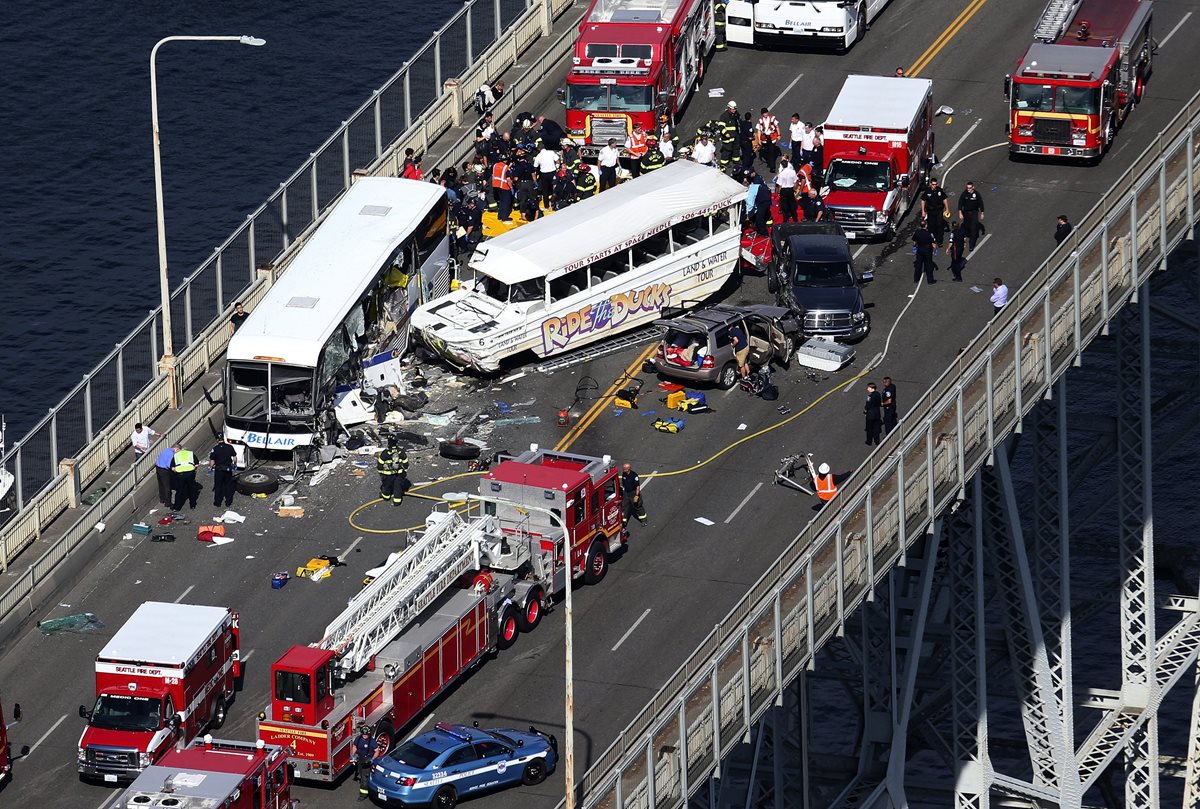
[440,439,482,461]
[235,470,279,496]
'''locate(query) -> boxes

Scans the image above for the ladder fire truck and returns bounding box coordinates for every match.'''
[257,447,627,781]
[564,0,715,157]
[1005,0,1153,159]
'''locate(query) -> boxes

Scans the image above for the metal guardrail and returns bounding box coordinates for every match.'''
[0,0,576,575]
[565,90,1200,809]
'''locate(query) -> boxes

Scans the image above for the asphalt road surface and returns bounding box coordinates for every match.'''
[3,1,1200,808]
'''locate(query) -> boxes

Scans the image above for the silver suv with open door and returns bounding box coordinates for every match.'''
[653,304,802,389]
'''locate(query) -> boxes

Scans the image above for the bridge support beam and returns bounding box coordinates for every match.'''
[951,481,991,809]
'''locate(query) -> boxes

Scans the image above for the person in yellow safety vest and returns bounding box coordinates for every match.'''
[170,444,199,511]
[813,462,838,502]
[640,136,666,173]
[625,122,649,179]
[377,436,410,506]
[574,164,598,198]
[491,159,513,223]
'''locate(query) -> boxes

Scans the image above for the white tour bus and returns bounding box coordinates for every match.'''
[726,0,892,51]
[411,161,746,372]
[225,177,449,454]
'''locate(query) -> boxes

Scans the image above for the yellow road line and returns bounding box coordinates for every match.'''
[907,0,989,77]
[554,343,658,453]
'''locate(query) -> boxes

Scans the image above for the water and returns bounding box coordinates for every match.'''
[0,1,460,437]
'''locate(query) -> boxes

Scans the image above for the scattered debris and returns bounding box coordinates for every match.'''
[39,613,104,635]
[82,487,109,506]
[132,522,151,536]
[216,510,246,524]
[151,533,176,543]
[737,423,748,431]
[495,416,542,427]
[272,572,290,589]
[278,506,306,518]
[209,536,236,546]
[95,521,106,533]
[694,517,715,526]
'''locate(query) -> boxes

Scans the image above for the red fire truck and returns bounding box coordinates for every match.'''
[820,75,936,241]
[109,736,294,809]
[565,0,715,157]
[258,447,627,781]
[0,696,20,784]
[1005,0,1153,159]
[77,602,241,783]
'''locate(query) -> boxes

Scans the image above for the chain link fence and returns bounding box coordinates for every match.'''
[0,0,574,571]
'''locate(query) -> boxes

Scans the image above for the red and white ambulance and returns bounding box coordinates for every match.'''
[77,602,241,782]
[820,75,936,241]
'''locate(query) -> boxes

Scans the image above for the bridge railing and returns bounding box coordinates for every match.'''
[569,92,1200,809]
[0,0,578,574]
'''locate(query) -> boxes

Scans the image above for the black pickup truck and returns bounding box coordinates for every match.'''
[766,222,871,342]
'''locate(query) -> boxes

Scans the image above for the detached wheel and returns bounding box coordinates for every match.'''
[522,758,548,786]
[584,541,608,586]
[717,362,738,390]
[440,439,482,460]
[518,587,544,632]
[235,469,279,495]
[497,605,520,650]
[433,785,459,809]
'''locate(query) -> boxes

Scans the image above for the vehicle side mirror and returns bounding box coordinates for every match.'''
[1003,74,1011,101]
[899,174,910,189]
[11,703,20,723]
[169,713,182,730]
[857,272,874,284]
[78,704,89,720]
[556,88,567,107]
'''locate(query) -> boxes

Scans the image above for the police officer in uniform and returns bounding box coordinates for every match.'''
[863,383,883,446]
[881,376,898,436]
[919,178,949,246]
[957,180,985,252]
[208,437,238,508]
[353,726,379,800]
[640,135,666,173]
[574,164,598,199]
[171,444,199,510]
[620,463,647,527]
[912,219,937,284]
[377,436,409,507]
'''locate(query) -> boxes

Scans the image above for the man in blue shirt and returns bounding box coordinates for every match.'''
[154,444,176,508]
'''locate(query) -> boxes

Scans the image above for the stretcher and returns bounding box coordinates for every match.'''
[774,453,817,496]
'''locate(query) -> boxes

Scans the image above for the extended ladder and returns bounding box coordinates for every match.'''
[318,510,494,674]
[1034,0,1082,42]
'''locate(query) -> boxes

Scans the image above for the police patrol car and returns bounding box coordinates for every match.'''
[368,721,557,807]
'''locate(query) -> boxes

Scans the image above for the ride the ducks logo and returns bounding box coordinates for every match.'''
[541,282,672,353]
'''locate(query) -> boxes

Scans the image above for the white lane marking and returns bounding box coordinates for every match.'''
[174,584,195,603]
[724,482,763,524]
[640,470,659,491]
[95,794,119,809]
[500,371,526,384]
[342,536,365,559]
[27,713,68,757]
[853,244,868,258]
[611,609,653,652]
[939,118,983,166]
[404,713,436,743]
[1160,12,1193,47]
[240,649,255,664]
[694,517,715,526]
[965,232,992,260]
[768,74,806,113]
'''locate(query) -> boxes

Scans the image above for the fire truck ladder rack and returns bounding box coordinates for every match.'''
[1034,0,1083,42]
[318,510,493,674]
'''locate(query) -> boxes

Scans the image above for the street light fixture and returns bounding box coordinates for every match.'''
[442,490,579,809]
[150,34,265,407]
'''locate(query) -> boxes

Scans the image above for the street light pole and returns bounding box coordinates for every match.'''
[150,34,265,407]
[443,492,576,809]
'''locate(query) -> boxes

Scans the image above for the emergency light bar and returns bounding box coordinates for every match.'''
[574,64,650,76]
[1020,67,1094,80]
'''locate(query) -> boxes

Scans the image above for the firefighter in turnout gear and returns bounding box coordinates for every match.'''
[377,436,410,506]
[574,164,598,198]
[640,136,666,173]
[353,726,380,799]
[717,101,740,168]
[620,463,648,527]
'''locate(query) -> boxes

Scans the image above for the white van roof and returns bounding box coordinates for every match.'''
[99,602,231,666]
[469,161,746,286]
[825,75,933,131]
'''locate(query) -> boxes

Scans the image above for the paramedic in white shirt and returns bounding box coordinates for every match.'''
[533,146,560,208]
[691,134,717,166]
[130,422,158,456]
[775,159,799,223]
[597,138,621,191]
[788,113,804,159]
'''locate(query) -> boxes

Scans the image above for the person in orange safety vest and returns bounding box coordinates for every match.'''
[491,159,513,222]
[813,462,838,501]
[625,122,649,179]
